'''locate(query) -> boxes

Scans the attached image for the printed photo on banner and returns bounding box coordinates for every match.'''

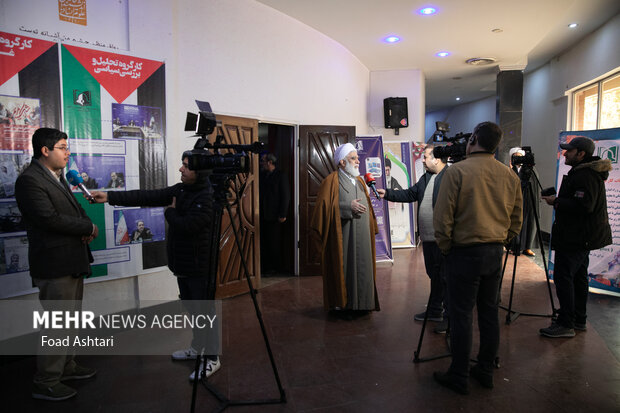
[0,236,28,275]
[383,141,415,247]
[0,153,31,199]
[68,154,125,191]
[0,95,40,151]
[112,104,163,140]
[0,201,24,234]
[113,208,166,246]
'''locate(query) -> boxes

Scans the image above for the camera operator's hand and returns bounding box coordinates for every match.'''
[542,195,557,205]
[90,191,108,203]
[376,189,386,199]
[351,199,367,215]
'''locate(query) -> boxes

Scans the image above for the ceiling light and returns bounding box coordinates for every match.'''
[491,28,503,33]
[436,51,450,57]
[384,36,401,43]
[568,23,578,28]
[418,7,437,15]
[456,97,461,101]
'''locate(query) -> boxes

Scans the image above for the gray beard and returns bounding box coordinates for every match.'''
[344,162,360,177]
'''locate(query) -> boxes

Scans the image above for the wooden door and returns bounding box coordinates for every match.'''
[298,125,356,276]
[210,115,260,299]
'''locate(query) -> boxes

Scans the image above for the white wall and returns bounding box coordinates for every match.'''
[425,96,495,141]
[3,0,373,300]
[523,13,620,230]
[368,70,425,143]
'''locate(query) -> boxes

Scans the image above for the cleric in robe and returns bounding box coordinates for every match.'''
[310,143,380,313]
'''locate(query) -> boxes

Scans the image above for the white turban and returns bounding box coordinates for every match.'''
[334,143,356,163]
[509,147,525,157]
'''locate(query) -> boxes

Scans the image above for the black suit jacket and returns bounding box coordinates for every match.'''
[15,159,94,279]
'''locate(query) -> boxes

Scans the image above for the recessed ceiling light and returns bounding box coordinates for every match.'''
[456,97,461,101]
[491,28,503,33]
[568,23,578,28]
[384,36,401,43]
[436,51,450,57]
[418,7,437,15]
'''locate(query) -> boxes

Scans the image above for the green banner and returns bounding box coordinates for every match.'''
[61,46,101,139]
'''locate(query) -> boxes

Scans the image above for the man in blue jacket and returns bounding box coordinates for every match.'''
[377,144,449,332]
[540,136,612,338]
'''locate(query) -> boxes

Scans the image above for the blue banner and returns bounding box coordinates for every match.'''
[355,136,392,261]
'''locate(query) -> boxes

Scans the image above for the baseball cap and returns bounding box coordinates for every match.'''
[559,136,595,157]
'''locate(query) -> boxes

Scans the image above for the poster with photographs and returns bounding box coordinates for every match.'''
[112,104,163,140]
[0,95,40,152]
[113,208,166,246]
[68,154,126,191]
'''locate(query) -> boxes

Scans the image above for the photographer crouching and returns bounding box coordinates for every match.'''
[432,121,523,394]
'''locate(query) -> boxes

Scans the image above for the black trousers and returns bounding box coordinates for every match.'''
[553,249,590,329]
[260,218,283,272]
[421,241,447,317]
[177,276,218,360]
[446,244,503,376]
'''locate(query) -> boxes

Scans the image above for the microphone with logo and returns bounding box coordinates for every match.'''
[66,170,95,203]
[364,172,380,200]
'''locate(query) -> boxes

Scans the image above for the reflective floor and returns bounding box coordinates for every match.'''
[2,248,619,412]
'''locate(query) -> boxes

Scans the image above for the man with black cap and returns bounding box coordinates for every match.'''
[540,136,612,338]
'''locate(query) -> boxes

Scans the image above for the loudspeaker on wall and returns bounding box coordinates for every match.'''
[383,97,408,133]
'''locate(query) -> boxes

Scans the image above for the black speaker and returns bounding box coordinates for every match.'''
[383,97,408,131]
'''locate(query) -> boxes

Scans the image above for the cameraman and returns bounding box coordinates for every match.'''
[377,144,449,333]
[433,122,522,394]
[91,152,220,381]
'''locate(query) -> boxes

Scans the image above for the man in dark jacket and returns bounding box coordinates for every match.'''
[259,153,290,275]
[15,128,98,401]
[91,152,219,380]
[540,136,612,338]
[377,144,449,332]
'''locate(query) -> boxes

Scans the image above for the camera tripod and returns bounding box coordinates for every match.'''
[412,292,451,363]
[499,165,557,324]
[190,173,286,413]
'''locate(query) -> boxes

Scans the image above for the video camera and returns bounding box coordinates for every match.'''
[430,122,470,162]
[183,101,263,174]
[511,146,535,168]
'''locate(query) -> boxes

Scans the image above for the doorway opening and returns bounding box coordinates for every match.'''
[258,122,296,276]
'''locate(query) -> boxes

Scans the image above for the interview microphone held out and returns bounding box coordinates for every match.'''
[364,172,380,200]
[66,170,94,202]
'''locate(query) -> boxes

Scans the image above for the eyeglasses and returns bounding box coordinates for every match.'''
[53,146,70,152]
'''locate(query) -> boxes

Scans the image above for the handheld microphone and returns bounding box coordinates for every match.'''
[66,170,94,202]
[364,173,380,200]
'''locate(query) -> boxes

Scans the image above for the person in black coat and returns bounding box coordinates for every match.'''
[540,136,612,338]
[91,152,220,381]
[15,128,98,401]
[259,153,290,275]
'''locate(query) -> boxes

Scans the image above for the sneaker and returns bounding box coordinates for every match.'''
[32,382,77,401]
[172,347,198,360]
[539,323,575,338]
[470,364,494,389]
[189,358,221,381]
[61,364,97,381]
[574,322,587,331]
[433,371,469,395]
[414,311,443,322]
[433,318,449,334]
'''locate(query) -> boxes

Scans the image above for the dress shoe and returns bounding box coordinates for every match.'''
[433,371,469,395]
[523,249,535,256]
[470,364,494,388]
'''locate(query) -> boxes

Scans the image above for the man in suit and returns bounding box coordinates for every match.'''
[15,128,98,401]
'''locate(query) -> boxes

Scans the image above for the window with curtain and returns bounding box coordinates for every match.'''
[572,71,620,131]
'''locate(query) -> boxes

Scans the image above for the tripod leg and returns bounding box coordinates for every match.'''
[413,294,432,362]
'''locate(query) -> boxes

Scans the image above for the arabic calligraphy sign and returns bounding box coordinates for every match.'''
[63,45,164,103]
[58,0,87,26]
[0,31,56,86]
